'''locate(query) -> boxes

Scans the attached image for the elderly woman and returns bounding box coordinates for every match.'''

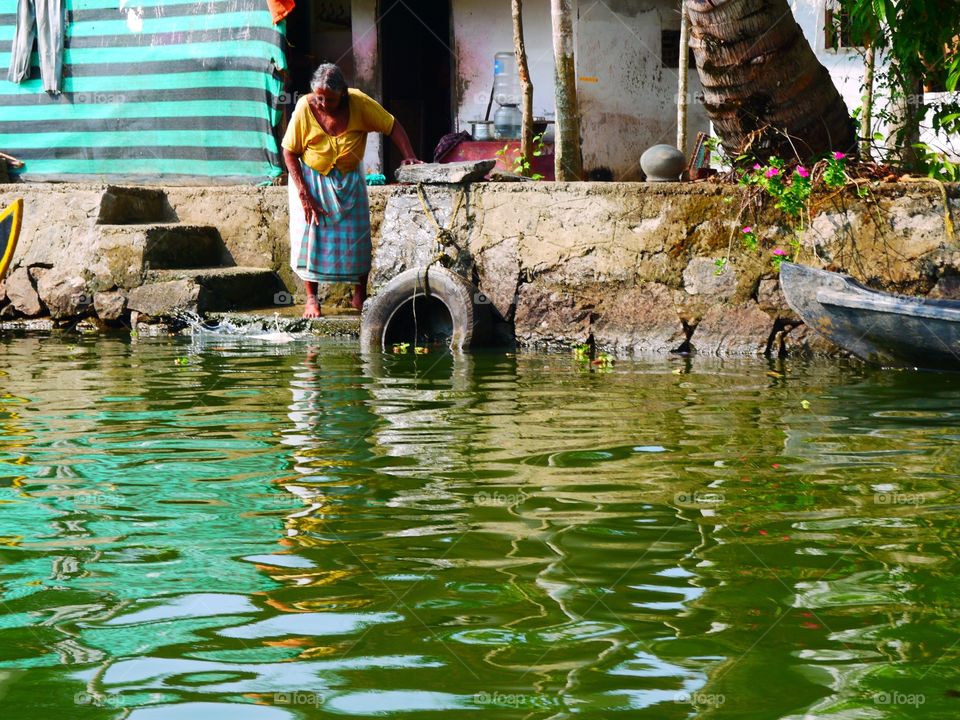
[282,64,420,318]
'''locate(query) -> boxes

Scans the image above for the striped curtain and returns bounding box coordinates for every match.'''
[0,0,287,184]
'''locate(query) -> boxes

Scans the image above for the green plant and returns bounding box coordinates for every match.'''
[823,152,848,188]
[572,343,591,362]
[741,158,812,219]
[914,143,960,182]
[391,342,410,354]
[496,133,546,180]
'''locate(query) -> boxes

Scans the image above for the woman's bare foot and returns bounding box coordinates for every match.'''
[351,282,367,311]
[303,296,322,319]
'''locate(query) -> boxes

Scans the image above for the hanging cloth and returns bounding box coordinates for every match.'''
[6,0,65,94]
[268,0,295,24]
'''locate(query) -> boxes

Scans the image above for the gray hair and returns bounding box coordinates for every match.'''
[310,64,348,94]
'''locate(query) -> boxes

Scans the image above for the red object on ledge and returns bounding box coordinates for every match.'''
[439,140,555,180]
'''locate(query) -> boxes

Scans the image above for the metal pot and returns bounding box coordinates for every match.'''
[469,120,494,141]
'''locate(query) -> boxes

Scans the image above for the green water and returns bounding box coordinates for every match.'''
[1,334,959,719]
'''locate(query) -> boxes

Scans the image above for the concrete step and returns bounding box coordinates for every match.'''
[97,186,170,225]
[95,224,224,281]
[147,266,285,312]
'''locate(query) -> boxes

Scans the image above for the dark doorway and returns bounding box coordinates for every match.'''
[379,0,453,177]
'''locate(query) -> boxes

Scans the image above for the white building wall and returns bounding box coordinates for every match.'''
[452,0,709,180]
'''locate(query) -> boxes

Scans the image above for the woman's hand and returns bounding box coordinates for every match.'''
[299,190,326,225]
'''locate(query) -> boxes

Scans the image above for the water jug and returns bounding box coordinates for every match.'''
[493,104,522,140]
[493,51,521,106]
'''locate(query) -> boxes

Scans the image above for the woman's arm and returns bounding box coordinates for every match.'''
[388,120,422,165]
[283,148,325,224]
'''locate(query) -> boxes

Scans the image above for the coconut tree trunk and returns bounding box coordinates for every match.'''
[512,0,534,172]
[551,0,583,180]
[685,0,856,161]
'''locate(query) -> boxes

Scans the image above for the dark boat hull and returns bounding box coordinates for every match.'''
[780,263,960,370]
[0,199,23,281]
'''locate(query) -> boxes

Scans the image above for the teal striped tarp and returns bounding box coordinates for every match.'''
[0,0,287,184]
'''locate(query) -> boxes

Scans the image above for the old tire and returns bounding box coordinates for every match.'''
[360,266,489,352]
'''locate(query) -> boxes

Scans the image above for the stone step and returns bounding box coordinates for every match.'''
[94,224,224,286]
[147,266,285,313]
[97,186,169,225]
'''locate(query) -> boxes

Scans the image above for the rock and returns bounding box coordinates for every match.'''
[395,159,496,185]
[36,271,94,319]
[488,169,532,182]
[691,302,773,356]
[474,235,520,320]
[4,267,42,317]
[781,323,847,357]
[94,290,128,321]
[683,257,737,300]
[127,279,204,318]
[371,187,470,291]
[929,273,960,300]
[757,276,798,321]
[514,283,594,347]
[593,283,687,353]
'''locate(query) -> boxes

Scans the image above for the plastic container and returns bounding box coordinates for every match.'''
[493,104,521,140]
[493,51,521,106]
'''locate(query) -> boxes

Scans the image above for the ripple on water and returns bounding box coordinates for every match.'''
[1,342,960,718]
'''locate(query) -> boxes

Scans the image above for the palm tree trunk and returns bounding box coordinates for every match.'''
[685,0,856,161]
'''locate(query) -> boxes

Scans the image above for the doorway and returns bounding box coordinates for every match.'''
[379,0,453,176]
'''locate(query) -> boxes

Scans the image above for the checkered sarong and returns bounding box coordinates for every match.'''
[292,164,371,283]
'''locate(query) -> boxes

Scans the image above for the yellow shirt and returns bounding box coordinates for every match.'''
[281,89,395,175]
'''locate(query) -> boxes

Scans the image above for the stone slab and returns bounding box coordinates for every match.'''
[395,159,496,185]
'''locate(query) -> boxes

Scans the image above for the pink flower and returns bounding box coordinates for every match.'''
[742,226,753,233]
[796,166,809,178]
[833,151,846,160]
[753,163,762,170]
[765,167,779,178]
[772,248,787,256]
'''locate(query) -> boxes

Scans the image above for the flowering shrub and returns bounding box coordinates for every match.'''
[716,150,863,273]
[823,152,848,188]
[740,157,812,218]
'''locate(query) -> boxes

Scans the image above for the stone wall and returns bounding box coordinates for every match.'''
[369,182,960,356]
[1,180,957,357]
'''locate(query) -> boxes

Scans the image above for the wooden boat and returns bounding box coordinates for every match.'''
[780,262,960,369]
[0,199,23,281]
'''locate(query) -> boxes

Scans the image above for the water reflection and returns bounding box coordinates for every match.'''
[0,335,958,718]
